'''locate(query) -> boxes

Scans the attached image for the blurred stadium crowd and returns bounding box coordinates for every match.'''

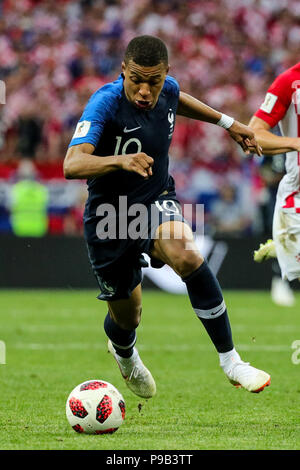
[0,0,298,237]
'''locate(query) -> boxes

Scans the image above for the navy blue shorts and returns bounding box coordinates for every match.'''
[86,192,186,301]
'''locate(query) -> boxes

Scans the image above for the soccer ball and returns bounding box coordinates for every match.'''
[66,379,125,434]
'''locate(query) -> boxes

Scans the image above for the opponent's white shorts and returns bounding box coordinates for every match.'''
[273,200,300,281]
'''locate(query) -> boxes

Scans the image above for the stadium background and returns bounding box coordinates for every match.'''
[0,0,299,290]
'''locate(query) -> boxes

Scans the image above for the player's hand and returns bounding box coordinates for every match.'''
[291,137,300,152]
[118,152,154,178]
[227,121,263,156]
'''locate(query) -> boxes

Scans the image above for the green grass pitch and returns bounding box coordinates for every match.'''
[0,289,299,450]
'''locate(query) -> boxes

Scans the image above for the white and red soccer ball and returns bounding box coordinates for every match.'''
[66,380,125,434]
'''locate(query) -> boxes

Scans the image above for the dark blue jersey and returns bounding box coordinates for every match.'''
[68,73,180,244]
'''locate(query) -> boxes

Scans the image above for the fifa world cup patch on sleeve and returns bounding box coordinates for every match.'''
[260,93,278,113]
[73,120,91,138]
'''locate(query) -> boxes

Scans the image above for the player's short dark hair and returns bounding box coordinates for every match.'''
[124,35,168,67]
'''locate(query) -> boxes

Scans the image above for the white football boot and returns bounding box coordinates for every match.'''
[108,340,156,398]
[271,276,295,307]
[220,350,271,393]
[254,239,277,263]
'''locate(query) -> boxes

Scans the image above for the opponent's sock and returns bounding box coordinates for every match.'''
[183,260,234,353]
[104,313,136,358]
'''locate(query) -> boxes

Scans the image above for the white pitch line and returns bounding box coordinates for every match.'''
[233,324,300,333]
[2,324,299,334]
[11,343,293,352]
[8,325,100,333]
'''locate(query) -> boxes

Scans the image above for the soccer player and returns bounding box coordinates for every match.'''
[64,35,270,398]
[249,62,300,304]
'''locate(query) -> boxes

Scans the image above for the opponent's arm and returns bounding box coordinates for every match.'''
[177,91,262,155]
[63,143,153,180]
[248,116,300,155]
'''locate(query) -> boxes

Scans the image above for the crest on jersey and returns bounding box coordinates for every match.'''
[73,120,91,138]
[260,93,278,113]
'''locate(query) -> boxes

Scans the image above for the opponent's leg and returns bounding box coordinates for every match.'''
[254,239,295,306]
[253,225,295,306]
[151,221,271,393]
[105,284,156,398]
[270,260,295,307]
[254,239,276,262]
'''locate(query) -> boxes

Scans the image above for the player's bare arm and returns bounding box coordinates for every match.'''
[64,143,153,180]
[249,116,300,155]
[177,91,262,156]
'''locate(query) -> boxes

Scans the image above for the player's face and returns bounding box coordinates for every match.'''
[122,60,169,110]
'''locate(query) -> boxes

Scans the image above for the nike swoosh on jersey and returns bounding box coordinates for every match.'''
[123,126,141,133]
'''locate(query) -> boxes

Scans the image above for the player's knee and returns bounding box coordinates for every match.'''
[123,315,141,331]
[167,242,203,278]
[176,251,203,278]
[116,306,142,331]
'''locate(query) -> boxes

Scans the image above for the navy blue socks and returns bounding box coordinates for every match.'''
[104,260,234,357]
[104,313,136,358]
[183,260,234,353]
